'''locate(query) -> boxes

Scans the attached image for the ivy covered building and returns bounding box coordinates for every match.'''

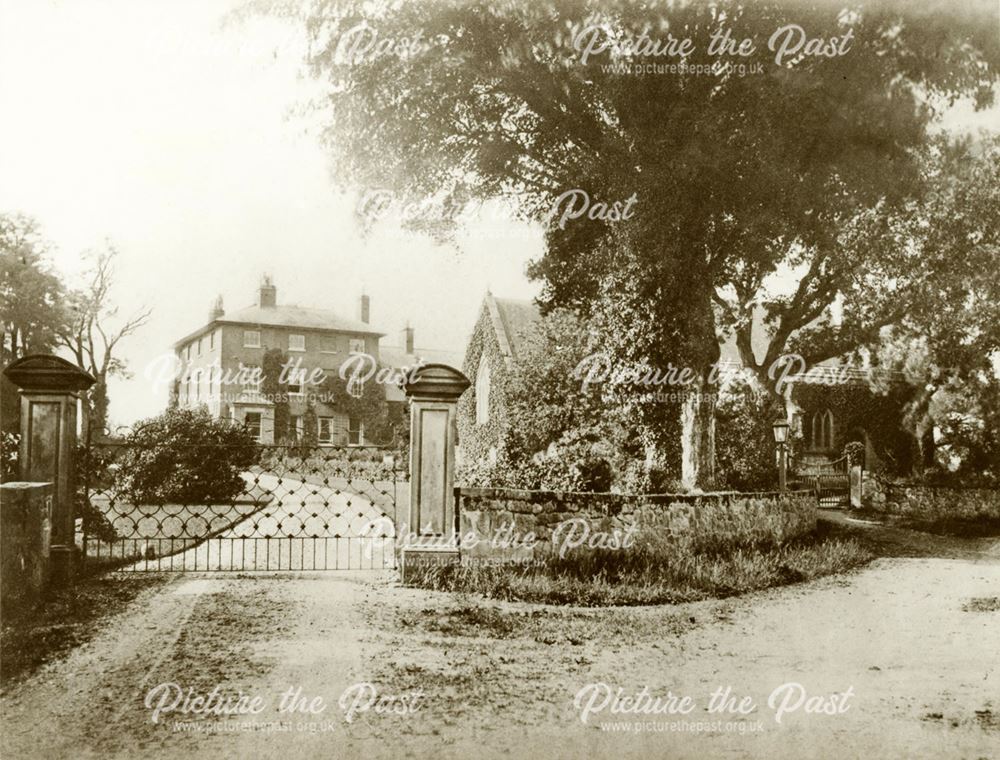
[457,292,541,465]
[457,291,914,479]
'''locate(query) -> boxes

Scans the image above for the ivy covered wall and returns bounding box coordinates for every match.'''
[457,302,510,465]
[792,381,913,474]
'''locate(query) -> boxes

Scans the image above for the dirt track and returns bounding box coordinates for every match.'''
[2,520,998,759]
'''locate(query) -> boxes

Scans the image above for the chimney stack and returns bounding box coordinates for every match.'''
[359,293,370,324]
[401,324,414,354]
[259,274,276,308]
[209,295,224,321]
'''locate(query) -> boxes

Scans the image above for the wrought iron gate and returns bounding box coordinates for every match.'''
[80,443,407,572]
[797,454,850,508]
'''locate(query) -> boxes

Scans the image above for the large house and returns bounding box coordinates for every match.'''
[173,275,461,445]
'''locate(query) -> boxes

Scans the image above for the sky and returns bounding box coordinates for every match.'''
[0,0,544,426]
[1,1,997,426]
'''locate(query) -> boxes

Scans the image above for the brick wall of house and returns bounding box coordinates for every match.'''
[176,323,380,444]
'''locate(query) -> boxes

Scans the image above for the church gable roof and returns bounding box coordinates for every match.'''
[484,294,541,360]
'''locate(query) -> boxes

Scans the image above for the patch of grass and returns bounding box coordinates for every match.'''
[962,597,1000,613]
[845,509,1000,538]
[0,575,169,690]
[406,525,873,607]
[414,605,522,638]
[902,515,1000,538]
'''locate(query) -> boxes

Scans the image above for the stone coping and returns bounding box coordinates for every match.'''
[455,486,812,503]
[884,483,1000,493]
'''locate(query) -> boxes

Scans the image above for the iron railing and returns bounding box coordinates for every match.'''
[79,443,407,572]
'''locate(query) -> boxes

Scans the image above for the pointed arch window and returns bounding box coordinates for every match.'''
[811,409,835,450]
[475,355,491,425]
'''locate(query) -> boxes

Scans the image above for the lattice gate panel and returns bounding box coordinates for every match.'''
[80,444,407,572]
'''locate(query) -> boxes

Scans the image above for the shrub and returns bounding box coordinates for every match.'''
[526,428,615,492]
[458,426,616,492]
[1,430,18,482]
[844,441,865,466]
[75,443,121,541]
[114,408,258,505]
[715,376,779,491]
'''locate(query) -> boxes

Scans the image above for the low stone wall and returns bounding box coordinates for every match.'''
[1,482,54,616]
[864,478,1000,520]
[455,487,817,562]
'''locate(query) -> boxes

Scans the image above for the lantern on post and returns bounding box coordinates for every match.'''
[772,419,790,491]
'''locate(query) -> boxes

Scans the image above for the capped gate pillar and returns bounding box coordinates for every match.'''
[3,354,96,585]
[400,363,470,581]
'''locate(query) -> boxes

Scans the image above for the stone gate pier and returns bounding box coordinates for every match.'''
[399,363,469,582]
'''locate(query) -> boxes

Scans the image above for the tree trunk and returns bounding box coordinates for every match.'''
[920,426,936,471]
[681,373,716,491]
[86,381,110,441]
[912,420,935,476]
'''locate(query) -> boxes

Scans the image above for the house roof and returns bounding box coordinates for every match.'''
[380,345,465,371]
[173,303,384,347]
[471,292,870,386]
[484,294,541,360]
[219,304,384,335]
[380,345,466,402]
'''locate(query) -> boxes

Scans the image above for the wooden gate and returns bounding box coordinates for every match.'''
[797,455,850,508]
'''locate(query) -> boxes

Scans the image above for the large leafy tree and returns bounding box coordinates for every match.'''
[0,214,66,363]
[868,139,1000,474]
[0,214,69,434]
[295,0,999,487]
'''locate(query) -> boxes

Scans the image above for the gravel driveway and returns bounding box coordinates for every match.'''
[123,473,397,572]
[2,521,997,759]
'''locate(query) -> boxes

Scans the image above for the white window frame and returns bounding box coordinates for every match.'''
[244,412,263,442]
[288,333,305,352]
[241,364,262,394]
[287,368,307,396]
[243,330,261,348]
[347,373,364,399]
[318,416,334,444]
[348,416,364,446]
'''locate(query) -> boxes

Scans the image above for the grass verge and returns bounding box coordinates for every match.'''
[898,515,1000,538]
[406,523,873,606]
[847,508,1000,538]
[1,574,169,690]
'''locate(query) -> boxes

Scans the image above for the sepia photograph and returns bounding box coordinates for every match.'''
[1,0,998,758]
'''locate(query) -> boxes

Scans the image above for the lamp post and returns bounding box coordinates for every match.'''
[772,419,790,492]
